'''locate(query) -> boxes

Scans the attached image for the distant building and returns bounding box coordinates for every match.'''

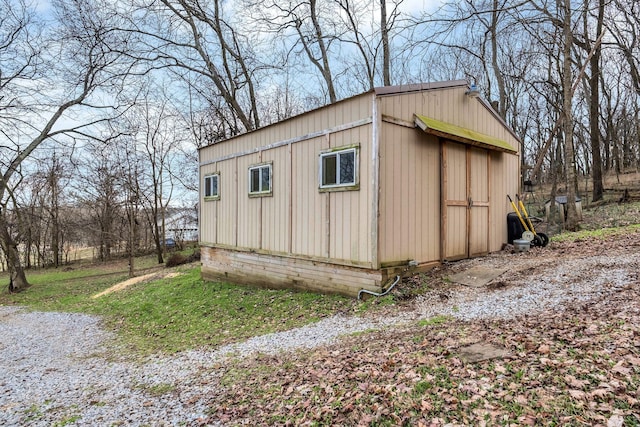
[161,207,198,242]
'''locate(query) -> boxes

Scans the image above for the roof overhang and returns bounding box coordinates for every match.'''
[414,114,517,154]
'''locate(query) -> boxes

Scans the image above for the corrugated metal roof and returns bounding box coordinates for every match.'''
[414,114,517,154]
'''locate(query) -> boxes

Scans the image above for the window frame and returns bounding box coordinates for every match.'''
[318,145,360,191]
[248,162,273,197]
[203,173,220,201]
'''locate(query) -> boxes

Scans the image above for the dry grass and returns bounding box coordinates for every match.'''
[91,271,183,299]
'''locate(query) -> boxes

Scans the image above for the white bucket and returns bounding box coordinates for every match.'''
[513,239,530,252]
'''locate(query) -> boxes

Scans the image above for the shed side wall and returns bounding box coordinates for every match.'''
[378,124,441,264]
[377,86,520,262]
[199,94,375,267]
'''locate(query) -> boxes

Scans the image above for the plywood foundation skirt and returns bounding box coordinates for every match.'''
[200,246,395,297]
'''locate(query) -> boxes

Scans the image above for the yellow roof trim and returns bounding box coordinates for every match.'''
[414,114,517,154]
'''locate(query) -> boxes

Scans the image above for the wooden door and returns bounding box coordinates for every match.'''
[442,142,490,260]
[468,147,490,256]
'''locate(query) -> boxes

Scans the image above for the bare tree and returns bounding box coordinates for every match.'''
[46,153,64,267]
[119,145,142,278]
[0,0,135,291]
[573,0,605,201]
[333,0,404,90]
[559,0,580,230]
[121,0,264,137]
[248,0,339,103]
[407,1,537,122]
[607,0,640,95]
[72,142,123,262]
[127,86,184,264]
[380,0,391,86]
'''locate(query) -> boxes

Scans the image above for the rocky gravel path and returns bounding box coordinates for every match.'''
[1,242,638,426]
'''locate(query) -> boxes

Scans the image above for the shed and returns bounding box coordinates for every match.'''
[198,81,521,297]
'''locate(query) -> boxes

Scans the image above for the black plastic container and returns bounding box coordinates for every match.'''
[507,212,524,244]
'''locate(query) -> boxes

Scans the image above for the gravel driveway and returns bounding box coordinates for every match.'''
[1,240,638,426]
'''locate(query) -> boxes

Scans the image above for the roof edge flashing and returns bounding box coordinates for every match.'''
[374,80,468,96]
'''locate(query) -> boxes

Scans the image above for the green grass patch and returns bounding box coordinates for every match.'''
[92,267,350,354]
[550,223,640,243]
[133,382,176,397]
[353,292,397,312]
[417,315,452,327]
[53,415,81,427]
[0,257,352,356]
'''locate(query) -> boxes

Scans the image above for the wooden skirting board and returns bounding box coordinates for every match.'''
[200,246,407,297]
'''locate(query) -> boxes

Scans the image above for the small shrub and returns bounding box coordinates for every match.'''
[186,248,201,262]
[165,253,188,268]
[165,248,200,268]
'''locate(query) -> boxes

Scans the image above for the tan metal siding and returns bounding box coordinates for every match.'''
[291,136,329,258]
[470,148,489,200]
[468,148,490,256]
[236,153,261,249]
[379,87,520,261]
[378,124,440,264]
[200,95,373,165]
[443,142,468,260]
[378,87,521,154]
[327,127,372,264]
[200,160,239,247]
[469,207,489,255]
[217,159,237,246]
[199,94,375,266]
[199,162,218,244]
[260,146,290,253]
[489,150,520,251]
[446,206,467,258]
[199,85,521,295]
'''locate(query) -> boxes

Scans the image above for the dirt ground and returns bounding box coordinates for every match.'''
[392,226,639,307]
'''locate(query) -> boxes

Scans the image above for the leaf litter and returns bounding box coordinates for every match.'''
[202,230,640,426]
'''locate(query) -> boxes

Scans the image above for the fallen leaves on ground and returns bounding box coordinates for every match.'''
[202,233,640,426]
[204,283,640,426]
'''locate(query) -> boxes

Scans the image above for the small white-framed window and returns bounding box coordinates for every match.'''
[204,173,220,200]
[248,162,272,196]
[319,146,359,190]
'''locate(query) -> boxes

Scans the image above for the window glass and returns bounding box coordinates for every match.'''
[204,174,219,198]
[261,166,270,192]
[320,148,357,189]
[205,177,211,197]
[249,164,272,195]
[323,154,337,186]
[250,168,260,193]
[339,151,355,184]
[211,175,218,196]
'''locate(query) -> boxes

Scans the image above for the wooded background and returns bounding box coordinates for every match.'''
[2,0,639,290]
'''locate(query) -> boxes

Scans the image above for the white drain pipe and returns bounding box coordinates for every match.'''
[357,275,401,301]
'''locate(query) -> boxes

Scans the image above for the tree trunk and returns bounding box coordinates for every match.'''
[154,201,164,265]
[0,210,30,292]
[562,0,579,231]
[50,158,61,267]
[128,209,136,278]
[310,0,337,103]
[589,0,605,202]
[490,0,507,119]
[380,0,391,86]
